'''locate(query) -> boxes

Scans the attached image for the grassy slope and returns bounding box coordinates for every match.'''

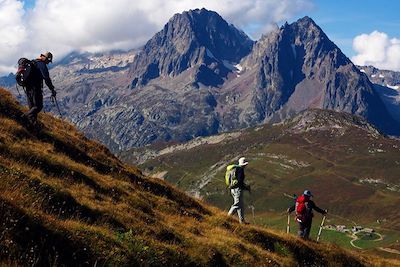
[0,88,391,266]
[129,109,400,259]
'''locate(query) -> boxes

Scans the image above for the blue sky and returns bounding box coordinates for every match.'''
[302,0,399,57]
[22,0,35,9]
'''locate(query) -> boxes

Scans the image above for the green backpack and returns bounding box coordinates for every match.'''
[225,164,239,189]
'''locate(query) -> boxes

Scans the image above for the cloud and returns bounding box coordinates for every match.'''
[0,0,27,73]
[352,31,400,71]
[0,0,313,75]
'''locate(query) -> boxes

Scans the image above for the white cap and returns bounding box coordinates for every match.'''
[238,157,249,167]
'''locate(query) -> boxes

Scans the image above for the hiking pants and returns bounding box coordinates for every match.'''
[25,86,43,123]
[298,219,312,239]
[228,188,245,223]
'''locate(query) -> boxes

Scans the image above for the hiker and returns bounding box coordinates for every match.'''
[287,190,327,239]
[227,157,251,224]
[24,52,56,125]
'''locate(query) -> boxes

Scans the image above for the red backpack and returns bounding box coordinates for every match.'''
[295,195,310,223]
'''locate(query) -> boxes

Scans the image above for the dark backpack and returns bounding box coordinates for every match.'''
[295,195,310,223]
[15,58,36,87]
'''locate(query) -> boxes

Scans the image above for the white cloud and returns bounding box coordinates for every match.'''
[352,31,400,71]
[0,0,313,75]
[0,0,27,73]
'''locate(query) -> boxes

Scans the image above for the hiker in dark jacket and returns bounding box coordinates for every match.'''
[287,190,327,239]
[227,157,251,224]
[24,52,56,126]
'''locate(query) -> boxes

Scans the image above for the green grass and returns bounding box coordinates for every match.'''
[253,212,400,253]
[354,230,400,249]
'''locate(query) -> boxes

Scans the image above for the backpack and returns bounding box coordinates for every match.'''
[295,195,310,223]
[15,58,36,87]
[225,164,239,189]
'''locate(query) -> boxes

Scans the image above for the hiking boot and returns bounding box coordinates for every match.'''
[23,115,42,133]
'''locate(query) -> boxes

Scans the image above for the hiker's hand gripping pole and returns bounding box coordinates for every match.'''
[51,94,63,119]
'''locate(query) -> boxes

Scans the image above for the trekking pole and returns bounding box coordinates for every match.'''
[286,213,290,234]
[51,95,63,118]
[247,184,256,223]
[316,215,326,242]
[15,84,21,96]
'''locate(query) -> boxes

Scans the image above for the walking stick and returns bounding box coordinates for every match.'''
[247,184,256,223]
[286,214,290,234]
[51,95,63,118]
[316,215,326,242]
[15,84,21,96]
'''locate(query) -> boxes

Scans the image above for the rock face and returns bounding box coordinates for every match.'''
[129,8,254,88]
[358,66,400,89]
[222,17,399,135]
[0,73,15,88]
[357,66,400,124]
[3,10,400,152]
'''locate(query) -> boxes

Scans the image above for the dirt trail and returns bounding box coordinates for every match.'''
[349,232,383,249]
[378,247,400,255]
[350,234,362,249]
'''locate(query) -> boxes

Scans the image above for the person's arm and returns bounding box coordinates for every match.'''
[38,63,55,92]
[287,205,295,213]
[311,201,327,214]
[236,167,244,186]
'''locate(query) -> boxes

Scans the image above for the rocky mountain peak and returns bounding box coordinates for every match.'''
[129,8,253,87]
[237,15,399,136]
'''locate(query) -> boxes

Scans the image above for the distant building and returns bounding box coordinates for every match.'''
[364,228,375,233]
[352,226,363,232]
[336,225,346,232]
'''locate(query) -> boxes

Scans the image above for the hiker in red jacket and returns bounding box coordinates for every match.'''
[287,190,327,239]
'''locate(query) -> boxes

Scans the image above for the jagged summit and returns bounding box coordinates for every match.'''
[129,8,254,87]
[235,15,399,136]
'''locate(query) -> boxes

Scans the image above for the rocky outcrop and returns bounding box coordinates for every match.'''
[128,8,254,88]
[357,66,400,124]
[358,66,400,88]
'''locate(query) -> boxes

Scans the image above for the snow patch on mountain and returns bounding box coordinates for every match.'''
[386,84,399,90]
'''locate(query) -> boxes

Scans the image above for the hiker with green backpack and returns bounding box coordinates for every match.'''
[287,190,327,240]
[226,157,251,224]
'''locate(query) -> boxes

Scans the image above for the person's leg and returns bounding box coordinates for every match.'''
[303,220,312,240]
[25,87,34,111]
[228,188,240,216]
[298,222,305,238]
[236,188,245,223]
[228,188,245,222]
[27,87,43,123]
